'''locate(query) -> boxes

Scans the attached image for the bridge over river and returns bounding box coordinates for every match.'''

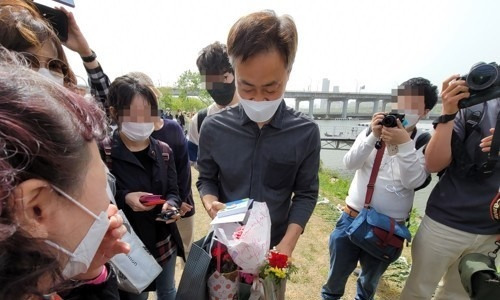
[170,89,442,120]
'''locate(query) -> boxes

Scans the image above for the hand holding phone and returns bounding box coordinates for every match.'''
[156,208,180,224]
[34,3,68,42]
[139,194,166,206]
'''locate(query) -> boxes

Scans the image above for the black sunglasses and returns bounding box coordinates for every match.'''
[19,52,69,80]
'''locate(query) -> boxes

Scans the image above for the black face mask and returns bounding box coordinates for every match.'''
[207,80,236,106]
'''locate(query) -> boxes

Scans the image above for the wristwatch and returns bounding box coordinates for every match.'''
[81,50,97,63]
[432,113,457,129]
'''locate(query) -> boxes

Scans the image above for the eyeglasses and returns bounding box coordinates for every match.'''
[19,52,69,80]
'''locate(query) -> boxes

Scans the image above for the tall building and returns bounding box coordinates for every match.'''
[320,78,330,110]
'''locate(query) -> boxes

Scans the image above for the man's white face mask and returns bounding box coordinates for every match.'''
[239,95,284,123]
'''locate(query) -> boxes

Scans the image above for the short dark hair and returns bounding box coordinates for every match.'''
[107,75,159,122]
[196,41,233,75]
[227,10,298,71]
[399,77,438,110]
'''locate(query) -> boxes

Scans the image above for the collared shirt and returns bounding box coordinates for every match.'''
[196,101,320,246]
[344,128,429,221]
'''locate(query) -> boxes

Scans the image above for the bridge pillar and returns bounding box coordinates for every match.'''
[308,99,314,117]
[295,98,300,111]
[342,100,348,118]
[326,100,332,118]
[372,99,379,113]
[355,101,360,114]
[382,100,390,112]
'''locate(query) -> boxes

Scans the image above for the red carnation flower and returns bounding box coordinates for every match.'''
[268,251,288,269]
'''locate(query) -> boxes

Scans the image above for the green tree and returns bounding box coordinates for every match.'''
[157,86,206,113]
[175,70,212,107]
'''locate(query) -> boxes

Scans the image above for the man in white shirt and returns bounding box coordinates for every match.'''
[187,42,239,167]
[321,77,438,300]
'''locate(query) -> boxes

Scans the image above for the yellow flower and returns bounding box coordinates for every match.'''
[269,267,286,279]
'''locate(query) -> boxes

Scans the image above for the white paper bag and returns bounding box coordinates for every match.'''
[110,210,162,294]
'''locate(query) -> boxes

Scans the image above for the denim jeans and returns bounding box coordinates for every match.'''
[321,212,391,300]
[120,249,177,300]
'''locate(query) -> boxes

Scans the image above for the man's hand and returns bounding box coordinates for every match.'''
[56,7,92,57]
[440,75,470,115]
[381,119,411,146]
[480,128,495,152]
[370,112,385,138]
[274,223,303,257]
[201,194,225,219]
[73,205,130,281]
[125,192,155,212]
[206,201,226,219]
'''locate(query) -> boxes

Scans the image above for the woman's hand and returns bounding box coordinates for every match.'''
[125,192,155,212]
[73,205,130,281]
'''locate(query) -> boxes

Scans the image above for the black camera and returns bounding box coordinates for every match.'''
[380,113,405,128]
[458,62,500,108]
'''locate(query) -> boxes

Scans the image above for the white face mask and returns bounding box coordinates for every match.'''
[121,122,154,142]
[239,95,284,123]
[45,185,109,279]
[402,113,420,128]
[37,68,64,86]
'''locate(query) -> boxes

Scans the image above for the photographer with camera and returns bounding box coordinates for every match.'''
[400,72,500,299]
[322,78,438,300]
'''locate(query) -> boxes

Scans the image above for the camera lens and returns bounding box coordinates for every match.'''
[467,63,498,90]
[381,115,397,127]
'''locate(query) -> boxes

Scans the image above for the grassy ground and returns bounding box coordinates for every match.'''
[168,167,416,300]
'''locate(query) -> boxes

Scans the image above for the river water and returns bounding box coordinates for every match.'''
[315,119,437,215]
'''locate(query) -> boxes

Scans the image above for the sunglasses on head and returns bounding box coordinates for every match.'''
[19,52,69,80]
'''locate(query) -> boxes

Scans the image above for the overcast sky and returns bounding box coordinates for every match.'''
[40,0,499,93]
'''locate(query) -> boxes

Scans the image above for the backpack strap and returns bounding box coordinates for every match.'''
[444,103,489,178]
[414,130,433,191]
[197,108,208,133]
[415,131,431,151]
[156,140,172,167]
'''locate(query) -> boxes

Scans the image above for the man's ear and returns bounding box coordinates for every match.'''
[14,179,54,239]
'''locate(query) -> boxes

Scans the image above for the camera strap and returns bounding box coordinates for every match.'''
[480,110,500,174]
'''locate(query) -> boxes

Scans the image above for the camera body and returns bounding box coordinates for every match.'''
[380,113,405,128]
[458,62,500,108]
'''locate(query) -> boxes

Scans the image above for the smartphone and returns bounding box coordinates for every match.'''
[139,194,166,206]
[156,209,180,224]
[52,0,75,8]
[34,3,68,42]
